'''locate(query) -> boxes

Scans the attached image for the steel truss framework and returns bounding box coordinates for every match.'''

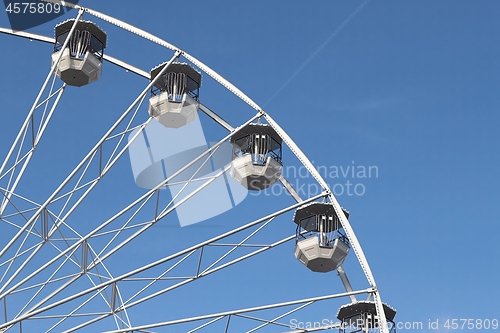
[0,1,390,332]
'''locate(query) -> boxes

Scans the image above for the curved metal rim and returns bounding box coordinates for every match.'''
[2,2,391,332]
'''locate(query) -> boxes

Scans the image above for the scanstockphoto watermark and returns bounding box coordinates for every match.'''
[288,318,500,331]
[250,161,379,198]
[289,318,424,331]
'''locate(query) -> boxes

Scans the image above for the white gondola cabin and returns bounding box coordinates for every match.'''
[293,202,350,272]
[148,62,201,128]
[52,19,107,86]
[337,301,397,333]
[230,123,282,191]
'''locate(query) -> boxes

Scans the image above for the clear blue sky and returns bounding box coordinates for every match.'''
[0,1,499,332]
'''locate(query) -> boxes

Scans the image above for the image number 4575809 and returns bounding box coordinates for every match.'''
[3,0,79,31]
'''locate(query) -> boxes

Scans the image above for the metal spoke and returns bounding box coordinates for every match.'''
[0,2,393,332]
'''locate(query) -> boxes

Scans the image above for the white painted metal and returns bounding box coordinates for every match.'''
[198,103,234,131]
[0,193,329,330]
[42,0,263,111]
[149,92,198,128]
[0,51,180,260]
[0,28,253,141]
[0,112,261,308]
[103,289,374,333]
[0,82,65,215]
[294,236,349,272]
[230,154,283,190]
[0,47,178,333]
[337,265,358,303]
[0,11,85,215]
[52,48,102,86]
[45,5,390,319]
[0,2,392,332]
[0,27,150,79]
[279,174,303,203]
[263,112,390,333]
[0,27,54,43]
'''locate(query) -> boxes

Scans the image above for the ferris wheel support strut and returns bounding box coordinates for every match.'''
[0,12,84,215]
[337,265,357,303]
[0,192,327,330]
[0,84,65,215]
[3,3,391,331]
[103,289,374,333]
[0,111,260,307]
[0,50,180,259]
[89,155,232,268]
[0,54,183,318]
[62,239,365,333]
[0,9,82,174]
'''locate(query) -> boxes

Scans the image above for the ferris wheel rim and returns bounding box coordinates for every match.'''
[39,0,264,112]
[0,4,392,332]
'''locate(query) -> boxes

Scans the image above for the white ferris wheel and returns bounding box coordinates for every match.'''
[0,2,396,332]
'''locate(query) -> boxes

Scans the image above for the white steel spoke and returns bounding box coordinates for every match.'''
[0,57,181,318]
[0,11,84,215]
[11,274,79,295]
[0,244,41,271]
[0,79,63,214]
[0,2,393,332]
[104,290,372,333]
[337,265,357,303]
[199,217,274,276]
[0,193,326,330]
[187,316,226,333]
[0,201,129,332]
[0,51,181,260]
[0,217,41,288]
[7,112,261,289]
[245,302,312,332]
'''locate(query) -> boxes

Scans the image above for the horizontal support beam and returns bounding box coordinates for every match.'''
[0,27,149,79]
[104,288,374,333]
